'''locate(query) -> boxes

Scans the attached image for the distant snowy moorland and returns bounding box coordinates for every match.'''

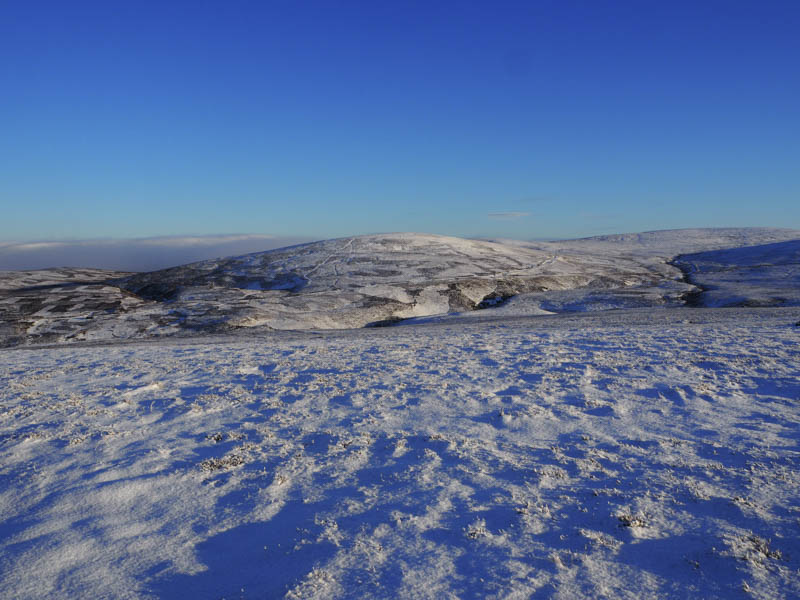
[1,229,799,599]
[2,227,800,345]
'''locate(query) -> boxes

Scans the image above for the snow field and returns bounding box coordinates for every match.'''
[1,308,799,599]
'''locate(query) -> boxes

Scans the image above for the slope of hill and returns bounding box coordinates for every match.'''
[674,239,800,307]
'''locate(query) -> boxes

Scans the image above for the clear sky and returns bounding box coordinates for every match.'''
[2,0,799,245]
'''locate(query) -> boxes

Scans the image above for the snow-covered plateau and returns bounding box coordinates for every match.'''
[1,228,799,599]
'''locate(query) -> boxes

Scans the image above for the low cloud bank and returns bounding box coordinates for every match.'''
[0,235,315,272]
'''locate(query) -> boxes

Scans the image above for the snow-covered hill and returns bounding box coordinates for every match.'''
[116,232,680,331]
[1,228,799,346]
[527,227,800,256]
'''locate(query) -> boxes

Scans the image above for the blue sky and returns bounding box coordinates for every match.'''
[2,0,799,246]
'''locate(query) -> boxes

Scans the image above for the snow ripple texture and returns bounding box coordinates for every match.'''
[1,307,799,599]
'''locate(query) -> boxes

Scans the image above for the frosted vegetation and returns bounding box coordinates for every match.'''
[1,228,799,599]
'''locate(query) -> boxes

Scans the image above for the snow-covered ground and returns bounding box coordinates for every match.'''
[2,228,800,598]
[2,307,799,599]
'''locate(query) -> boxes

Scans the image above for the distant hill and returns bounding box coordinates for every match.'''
[1,228,798,345]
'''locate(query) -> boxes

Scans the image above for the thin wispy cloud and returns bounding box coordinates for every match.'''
[0,235,315,272]
[487,211,531,220]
